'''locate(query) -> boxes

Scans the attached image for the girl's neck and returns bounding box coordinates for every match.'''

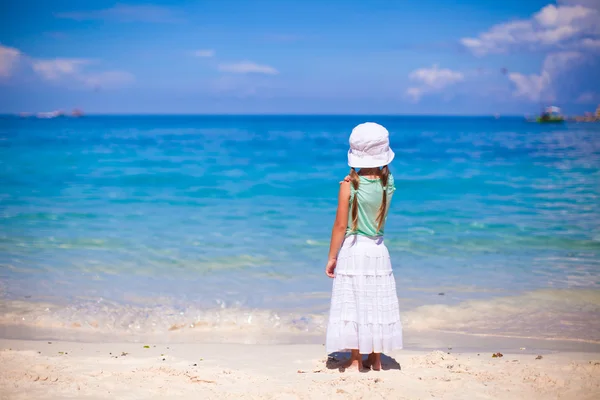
[358,168,381,179]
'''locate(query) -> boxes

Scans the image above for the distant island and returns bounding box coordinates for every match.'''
[568,104,600,122]
[526,104,599,123]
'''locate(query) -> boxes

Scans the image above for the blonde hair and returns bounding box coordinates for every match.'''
[349,165,390,233]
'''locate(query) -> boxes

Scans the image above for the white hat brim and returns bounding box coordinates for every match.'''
[348,149,395,168]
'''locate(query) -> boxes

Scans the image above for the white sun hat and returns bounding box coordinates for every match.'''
[347,122,395,168]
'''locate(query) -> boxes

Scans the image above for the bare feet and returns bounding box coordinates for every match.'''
[364,353,382,371]
[341,350,365,372]
[342,358,363,371]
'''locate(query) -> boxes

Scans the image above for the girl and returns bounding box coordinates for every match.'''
[325,122,403,371]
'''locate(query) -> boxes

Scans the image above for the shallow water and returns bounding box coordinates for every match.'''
[1,115,599,345]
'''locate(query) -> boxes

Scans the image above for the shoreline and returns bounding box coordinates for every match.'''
[1,338,599,399]
[1,287,599,352]
[2,323,600,354]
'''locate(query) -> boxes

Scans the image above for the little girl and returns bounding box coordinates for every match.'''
[325,122,403,371]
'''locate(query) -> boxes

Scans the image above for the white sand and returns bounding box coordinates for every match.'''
[1,339,599,399]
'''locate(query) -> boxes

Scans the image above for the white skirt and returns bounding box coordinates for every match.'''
[326,235,403,354]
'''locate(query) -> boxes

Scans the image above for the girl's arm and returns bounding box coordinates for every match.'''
[326,181,350,277]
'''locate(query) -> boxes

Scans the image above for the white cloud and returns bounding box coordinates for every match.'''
[0,45,21,78]
[461,1,600,105]
[534,4,591,27]
[32,58,91,80]
[32,58,134,89]
[406,65,464,101]
[409,65,464,88]
[218,61,278,75]
[55,4,180,23]
[192,49,215,58]
[461,4,600,55]
[0,45,134,89]
[542,50,584,71]
[508,71,551,102]
[508,51,584,101]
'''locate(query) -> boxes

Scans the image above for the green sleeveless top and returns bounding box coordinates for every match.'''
[346,174,396,237]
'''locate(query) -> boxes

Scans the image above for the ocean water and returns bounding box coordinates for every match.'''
[1,115,599,345]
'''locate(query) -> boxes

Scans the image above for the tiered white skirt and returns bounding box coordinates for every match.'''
[326,235,403,354]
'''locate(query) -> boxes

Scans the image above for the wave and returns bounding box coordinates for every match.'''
[1,288,599,346]
[402,289,600,343]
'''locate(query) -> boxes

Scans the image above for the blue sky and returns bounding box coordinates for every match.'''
[1,0,599,114]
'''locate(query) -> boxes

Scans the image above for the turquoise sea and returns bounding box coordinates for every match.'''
[1,115,599,345]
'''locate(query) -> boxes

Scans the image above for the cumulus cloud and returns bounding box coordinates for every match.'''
[508,71,551,102]
[460,1,600,104]
[508,51,584,101]
[461,3,600,55]
[0,45,21,78]
[192,49,215,58]
[218,61,278,75]
[55,4,180,23]
[406,65,464,101]
[543,50,585,72]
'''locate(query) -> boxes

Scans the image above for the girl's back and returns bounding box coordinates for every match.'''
[346,174,396,237]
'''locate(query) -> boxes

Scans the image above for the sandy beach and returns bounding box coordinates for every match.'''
[1,338,599,399]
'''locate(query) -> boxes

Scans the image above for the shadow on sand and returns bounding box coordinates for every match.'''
[326,352,401,372]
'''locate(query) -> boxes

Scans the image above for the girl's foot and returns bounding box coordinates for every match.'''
[342,358,363,371]
[342,350,364,372]
[364,353,382,371]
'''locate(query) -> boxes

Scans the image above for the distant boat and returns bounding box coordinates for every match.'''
[19,109,83,119]
[535,106,564,123]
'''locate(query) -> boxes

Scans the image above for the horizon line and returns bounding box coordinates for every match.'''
[1,112,528,118]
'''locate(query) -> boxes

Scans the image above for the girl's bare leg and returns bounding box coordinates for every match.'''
[365,352,382,371]
[342,349,363,371]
